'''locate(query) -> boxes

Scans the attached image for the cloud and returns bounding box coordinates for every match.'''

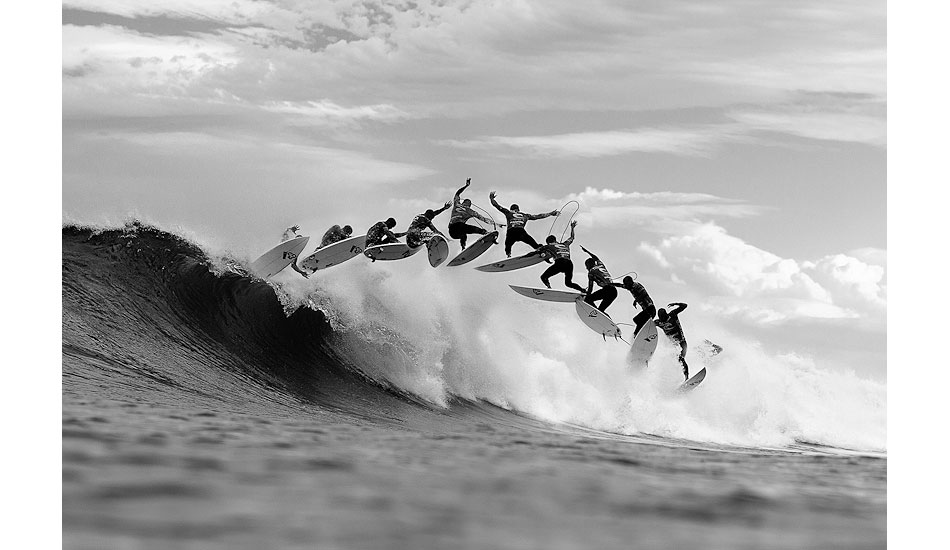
[261,100,411,127]
[637,223,886,326]
[439,125,751,158]
[558,187,766,229]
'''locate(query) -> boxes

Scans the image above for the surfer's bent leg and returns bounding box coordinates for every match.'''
[595,285,618,312]
[540,262,560,288]
[632,305,656,335]
[678,340,689,379]
[562,260,586,293]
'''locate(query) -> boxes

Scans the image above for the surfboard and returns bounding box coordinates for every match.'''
[676,367,707,393]
[299,234,367,271]
[427,234,450,267]
[626,319,659,367]
[474,250,550,273]
[249,236,309,279]
[574,299,622,339]
[364,242,422,261]
[447,231,499,267]
[509,285,584,303]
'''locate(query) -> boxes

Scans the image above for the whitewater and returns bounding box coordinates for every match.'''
[62,222,886,549]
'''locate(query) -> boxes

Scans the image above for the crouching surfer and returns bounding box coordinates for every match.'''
[289,224,356,279]
[448,178,494,249]
[365,218,407,248]
[536,221,586,293]
[580,245,618,313]
[619,276,656,336]
[406,203,450,248]
[655,302,690,380]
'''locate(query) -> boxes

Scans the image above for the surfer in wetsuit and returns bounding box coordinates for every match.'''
[655,303,690,380]
[319,224,353,248]
[580,246,618,313]
[448,179,494,249]
[618,276,656,336]
[536,221,586,293]
[406,202,451,248]
[489,191,558,257]
[281,225,302,242]
[365,218,406,247]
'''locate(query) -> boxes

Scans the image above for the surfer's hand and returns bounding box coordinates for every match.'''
[570,220,578,227]
[465,178,471,185]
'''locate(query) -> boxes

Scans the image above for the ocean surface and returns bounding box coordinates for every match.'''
[62,222,886,549]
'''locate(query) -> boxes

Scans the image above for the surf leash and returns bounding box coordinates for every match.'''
[547,200,580,241]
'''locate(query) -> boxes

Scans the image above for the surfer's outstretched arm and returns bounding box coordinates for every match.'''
[580,245,599,262]
[455,178,471,200]
[489,191,509,216]
[563,221,577,246]
[668,302,687,315]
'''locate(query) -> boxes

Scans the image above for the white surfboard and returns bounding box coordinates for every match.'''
[447,231,499,267]
[427,234,450,267]
[474,249,550,273]
[249,236,309,279]
[364,242,423,261]
[509,285,584,303]
[299,234,367,271]
[676,367,707,393]
[574,299,622,339]
[626,319,659,367]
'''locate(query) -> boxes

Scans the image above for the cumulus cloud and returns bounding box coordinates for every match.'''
[638,223,885,327]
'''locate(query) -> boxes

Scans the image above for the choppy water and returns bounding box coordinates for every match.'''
[62,223,886,549]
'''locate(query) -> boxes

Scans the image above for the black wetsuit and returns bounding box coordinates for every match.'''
[538,236,585,293]
[656,304,689,379]
[447,200,491,248]
[584,258,617,313]
[620,281,656,336]
[365,221,400,247]
[490,196,554,256]
[320,225,349,248]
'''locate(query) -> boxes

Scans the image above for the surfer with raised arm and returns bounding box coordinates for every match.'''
[406,202,451,248]
[536,221,586,293]
[618,276,656,336]
[489,191,558,257]
[655,303,690,380]
[318,224,353,248]
[281,225,302,242]
[365,218,406,248]
[580,246,618,313]
[448,178,494,249]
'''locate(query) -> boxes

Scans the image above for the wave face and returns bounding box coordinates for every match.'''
[62,222,886,452]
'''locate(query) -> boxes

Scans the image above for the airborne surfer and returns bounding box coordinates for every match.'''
[655,303,691,380]
[365,218,407,247]
[536,221,586,293]
[619,276,656,336]
[281,225,303,242]
[406,202,451,248]
[448,178,494,249]
[319,224,353,248]
[489,191,558,257]
[580,246,618,313]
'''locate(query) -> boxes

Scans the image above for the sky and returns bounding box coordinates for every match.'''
[60,0,886,378]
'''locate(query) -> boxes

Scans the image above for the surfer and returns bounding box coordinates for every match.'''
[281,225,303,242]
[655,303,690,380]
[406,202,451,248]
[536,221,586,293]
[319,224,353,248]
[448,178,494,249]
[619,276,656,336]
[489,191,558,257]
[365,218,407,247]
[580,246,618,313]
